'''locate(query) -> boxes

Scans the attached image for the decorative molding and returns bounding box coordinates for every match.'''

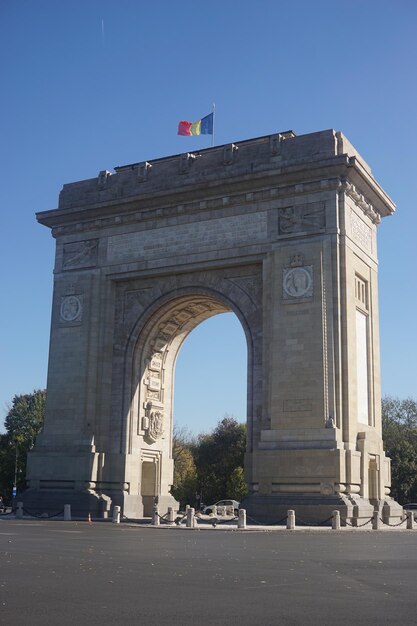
[52,178,341,237]
[344,181,381,224]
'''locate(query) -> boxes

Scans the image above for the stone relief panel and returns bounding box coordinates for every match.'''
[278,202,325,235]
[142,401,164,443]
[62,239,98,270]
[60,294,83,323]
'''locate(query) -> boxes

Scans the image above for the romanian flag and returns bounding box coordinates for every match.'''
[178,113,214,136]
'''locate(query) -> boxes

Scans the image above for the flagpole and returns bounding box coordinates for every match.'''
[212,102,215,147]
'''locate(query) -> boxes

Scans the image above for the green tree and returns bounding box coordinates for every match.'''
[0,389,46,498]
[193,415,247,505]
[170,426,198,508]
[382,396,417,504]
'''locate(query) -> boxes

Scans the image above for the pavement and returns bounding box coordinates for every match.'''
[1,517,417,625]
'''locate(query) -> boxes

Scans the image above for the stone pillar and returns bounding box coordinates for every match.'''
[406,510,415,530]
[186,507,195,528]
[16,502,23,519]
[332,510,340,530]
[238,509,246,529]
[372,510,381,530]
[287,510,295,530]
[64,504,71,521]
[112,505,121,524]
[152,504,160,526]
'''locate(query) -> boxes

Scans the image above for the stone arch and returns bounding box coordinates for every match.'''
[27,129,402,523]
[109,273,262,516]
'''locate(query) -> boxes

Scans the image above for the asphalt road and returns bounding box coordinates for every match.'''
[0,520,416,625]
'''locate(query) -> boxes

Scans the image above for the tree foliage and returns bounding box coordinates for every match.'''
[0,389,46,498]
[170,426,198,507]
[171,415,247,508]
[382,396,417,504]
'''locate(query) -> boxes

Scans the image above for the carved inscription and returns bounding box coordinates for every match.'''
[283,399,312,412]
[107,213,268,263]
[148,376,161,392]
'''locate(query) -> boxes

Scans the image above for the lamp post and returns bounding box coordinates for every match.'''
[12,442,18,499]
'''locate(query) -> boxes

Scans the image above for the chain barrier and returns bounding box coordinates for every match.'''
[22,507,64,519]
[155,512,175,524]
[209,516,239,527]
[379,516,407,528]
[245,514,288,526]
[342,516,373,528]
[295,515,334,527]
[121,513,141,523]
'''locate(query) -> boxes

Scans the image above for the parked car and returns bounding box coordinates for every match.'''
[403,503,417,520]
[203,500,240,516]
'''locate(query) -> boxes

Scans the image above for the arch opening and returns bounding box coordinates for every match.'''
[173,312,247,435]
[129,292,252,515]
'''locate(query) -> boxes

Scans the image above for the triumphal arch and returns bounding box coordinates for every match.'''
[26,129,402,522]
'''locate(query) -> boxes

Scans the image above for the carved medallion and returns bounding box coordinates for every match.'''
[60,295,82,322]
[283,267,313,299]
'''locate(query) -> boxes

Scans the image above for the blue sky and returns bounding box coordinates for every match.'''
[1,0,416,434]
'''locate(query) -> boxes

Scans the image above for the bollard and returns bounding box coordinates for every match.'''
[287,509,295,530]
[112,505,121,524]
[16,502,23,519]
[186,507,195,528]
[406,510,415,530]
[152,505,160,526]
[372,510,381,530]
[238,508,246,529]
[64,504,71,521]
[167,507,175,523]
[332,510,340,530]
